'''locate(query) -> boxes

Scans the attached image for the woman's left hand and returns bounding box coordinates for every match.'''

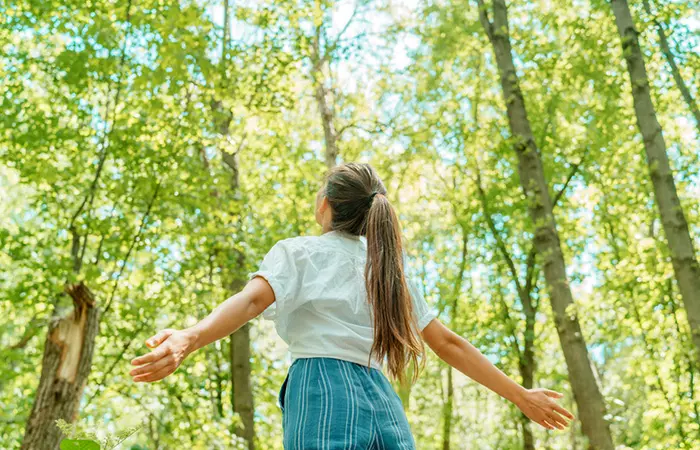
[515,388,575,430]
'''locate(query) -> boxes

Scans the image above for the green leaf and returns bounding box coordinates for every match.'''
[60,440,100,450]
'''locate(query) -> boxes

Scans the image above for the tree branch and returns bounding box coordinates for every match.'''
[476,0,494,41]
[552,145,589,208]
[474,163,525,298]
[103,181,161,316]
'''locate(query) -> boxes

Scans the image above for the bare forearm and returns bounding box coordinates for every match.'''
[184,291,262,353]
[130,277,275,384]
[436,334,526,406]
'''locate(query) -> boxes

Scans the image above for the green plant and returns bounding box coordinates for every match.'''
[56,419,142,450]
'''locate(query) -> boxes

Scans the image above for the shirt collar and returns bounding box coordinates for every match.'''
[325,230,362,241]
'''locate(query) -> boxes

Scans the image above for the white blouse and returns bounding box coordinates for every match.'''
[248,230,438,370]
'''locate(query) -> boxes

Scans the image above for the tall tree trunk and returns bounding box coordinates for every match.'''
[610,0,700,368]
[21,284,99,450]
[476,1,615,448]
[641,0,700,132]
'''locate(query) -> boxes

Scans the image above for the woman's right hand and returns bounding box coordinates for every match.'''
[129,328,198,383]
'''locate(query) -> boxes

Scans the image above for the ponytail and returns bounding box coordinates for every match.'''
[323,162,424,382]
[364,193,424,383]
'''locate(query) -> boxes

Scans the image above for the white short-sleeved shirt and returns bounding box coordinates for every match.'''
[248,230,438,370]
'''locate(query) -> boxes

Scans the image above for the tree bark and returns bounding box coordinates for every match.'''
[219,132,255,450]
[230,323,255,449]
[519,287,536,450]
[315,81,339,169]
[476,1,615,448]
[21,283,100,450]
[218,125,256,450]
[611,0,700,368]
[310,25,339,169]
[641,0,700,132]
[440,226,469,449]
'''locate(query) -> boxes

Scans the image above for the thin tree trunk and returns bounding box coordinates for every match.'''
[311,25,339,169]
[519,292,536,450]
[213,2,256,446]
[21,284,99,450]
[442,366,454,450]
[219,123,256,450]
[611,0,700,367]
[230,323,255,449]
[315,81,339,169]
[213,342,224,419]
[441,226,468,449]
[476,169,538,449]
[476,1,614,448]
[219,128,255,450]
[641,0,700,131]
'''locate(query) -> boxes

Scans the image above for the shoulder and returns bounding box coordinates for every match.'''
[270,235,325,255]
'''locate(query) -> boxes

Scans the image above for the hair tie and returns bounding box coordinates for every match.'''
[367,191,379,207]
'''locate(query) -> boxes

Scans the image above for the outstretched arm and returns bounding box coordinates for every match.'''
[130,277,275,382]
[421,318,575,430]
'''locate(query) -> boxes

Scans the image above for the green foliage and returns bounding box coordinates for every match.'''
[60,441,100,450]
[56,419,141,450]
[1,0,699,449]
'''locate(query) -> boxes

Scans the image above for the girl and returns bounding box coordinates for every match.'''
[130,162,574,449]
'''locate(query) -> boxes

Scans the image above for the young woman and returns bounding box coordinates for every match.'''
[130,162,574,448]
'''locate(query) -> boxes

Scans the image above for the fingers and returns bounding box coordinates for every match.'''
[543,389,564,399]
[539,418,556,430]
[552,403,576,421]
[133,363,176,383]
[131,346,167,366]
[545,411,568,430]
[129,353,173,378]
[145,329,174,349]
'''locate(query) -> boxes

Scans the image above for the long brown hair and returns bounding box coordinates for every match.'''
[323,162,424,382]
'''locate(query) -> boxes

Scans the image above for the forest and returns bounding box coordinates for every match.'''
[1,0,699,448]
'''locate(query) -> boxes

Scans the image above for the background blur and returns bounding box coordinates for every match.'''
[1,0,699,449]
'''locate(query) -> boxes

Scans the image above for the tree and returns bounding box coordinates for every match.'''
[610,0,700,368]
[475,0,615,447]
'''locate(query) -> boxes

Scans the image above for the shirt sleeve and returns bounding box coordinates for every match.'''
[247,240,300,321]
[406,276,437,331]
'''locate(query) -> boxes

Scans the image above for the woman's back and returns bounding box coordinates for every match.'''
[249,230,436,370]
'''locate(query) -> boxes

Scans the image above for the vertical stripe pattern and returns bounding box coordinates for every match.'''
[279,357,416,449]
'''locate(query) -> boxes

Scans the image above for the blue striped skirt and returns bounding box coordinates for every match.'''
[278,357,416,450]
